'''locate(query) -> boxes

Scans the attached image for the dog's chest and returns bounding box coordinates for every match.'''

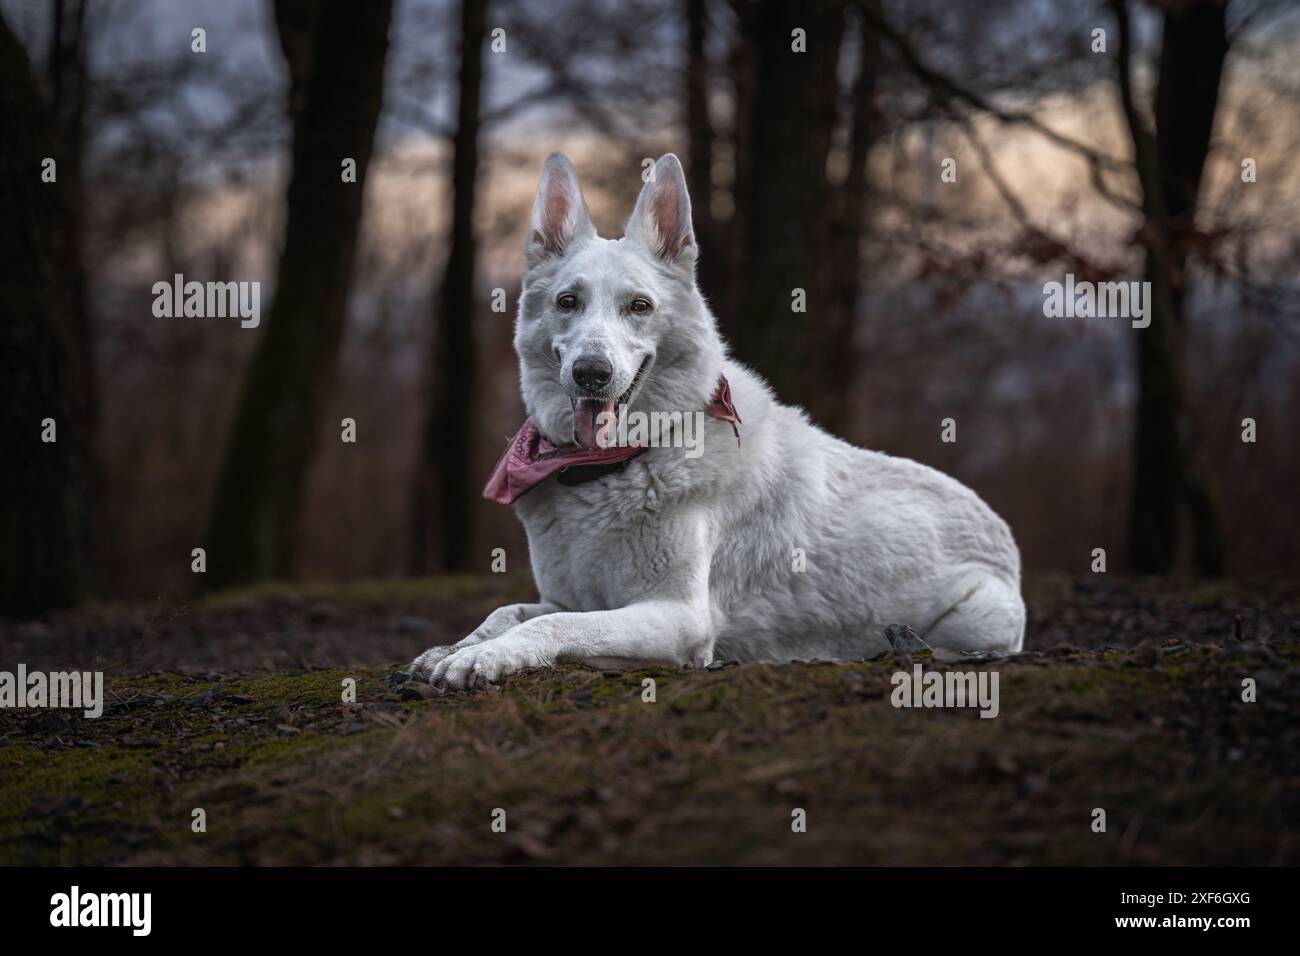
[515,470,681,610]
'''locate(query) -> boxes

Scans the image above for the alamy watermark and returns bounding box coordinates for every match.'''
[0,664,104,718]
[1043,273,1151,329]
[596,406,706,459]
[152,273,260,328]
[890,663,1000,719]
[50,886,151,936]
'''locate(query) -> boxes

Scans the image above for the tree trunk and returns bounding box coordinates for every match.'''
[685,0,727,322]
[721,0,756,347]
[805,1,878,433]
[0,14,92,614]
[47,0,100,590]
[735,0,845,410]
[410,0,487,574]
[48,0,91,367]
[204,0,393,589]
[1117,0,1228,575]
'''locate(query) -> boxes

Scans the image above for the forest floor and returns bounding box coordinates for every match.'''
[1,573,1297,865]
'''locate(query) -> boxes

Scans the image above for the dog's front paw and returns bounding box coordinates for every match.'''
[409,645,456,680]
[430,639,549,690]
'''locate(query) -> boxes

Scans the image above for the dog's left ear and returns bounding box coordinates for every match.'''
[625,154,696,271]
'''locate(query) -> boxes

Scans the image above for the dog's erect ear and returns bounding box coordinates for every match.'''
[625,154,696,270]
[526,152,595,267]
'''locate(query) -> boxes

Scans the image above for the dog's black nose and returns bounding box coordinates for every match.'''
[573,356,613,392]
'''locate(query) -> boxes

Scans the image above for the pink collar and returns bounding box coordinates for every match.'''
[483,375,741,505]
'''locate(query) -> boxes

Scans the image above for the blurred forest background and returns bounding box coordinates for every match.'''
[2,0,1299,616]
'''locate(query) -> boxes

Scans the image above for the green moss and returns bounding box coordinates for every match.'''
[1,636,1294,865]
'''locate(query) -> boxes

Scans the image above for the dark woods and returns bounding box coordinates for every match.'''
[2,0,1297,615]
[204,0,394,589]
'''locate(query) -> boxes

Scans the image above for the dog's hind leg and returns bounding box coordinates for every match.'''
[921,571,1024,654]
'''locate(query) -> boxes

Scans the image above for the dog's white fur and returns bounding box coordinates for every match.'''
[412,153,1025,688]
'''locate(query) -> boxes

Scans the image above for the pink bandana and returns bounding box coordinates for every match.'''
[484,376,742,505]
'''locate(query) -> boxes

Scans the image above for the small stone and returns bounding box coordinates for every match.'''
[883,623,930,655]
[601,670,621,678]
[275,724,300,735]
[189,687,221,709]
[401,683,436,701]
[706,661,726,671]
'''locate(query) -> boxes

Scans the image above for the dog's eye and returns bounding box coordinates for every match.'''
[556,293,578,311]
[630,297,653,315]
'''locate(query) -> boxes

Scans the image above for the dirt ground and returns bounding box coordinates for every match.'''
[1,573,1297,865]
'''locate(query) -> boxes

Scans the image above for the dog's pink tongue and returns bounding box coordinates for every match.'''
[575,398,617,449]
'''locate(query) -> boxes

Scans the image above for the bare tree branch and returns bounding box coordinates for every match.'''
[853,0,1130,173]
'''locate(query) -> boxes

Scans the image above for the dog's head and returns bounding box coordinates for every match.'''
[514,152,724,448]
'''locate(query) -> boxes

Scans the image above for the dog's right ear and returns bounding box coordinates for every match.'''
[526,152,595,268]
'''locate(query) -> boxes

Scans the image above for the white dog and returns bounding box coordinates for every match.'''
[412,152,1025,688]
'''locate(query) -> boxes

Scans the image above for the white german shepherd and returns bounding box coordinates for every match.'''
[412,152,1025,688]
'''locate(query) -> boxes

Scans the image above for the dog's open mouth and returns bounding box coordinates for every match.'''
[571,356,651,449]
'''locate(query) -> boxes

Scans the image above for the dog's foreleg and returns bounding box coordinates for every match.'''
[410,602,560,677]
[429,599,711,689]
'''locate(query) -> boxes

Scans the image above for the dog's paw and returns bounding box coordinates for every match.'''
[430,639,549,690]
[409,645,457,680]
